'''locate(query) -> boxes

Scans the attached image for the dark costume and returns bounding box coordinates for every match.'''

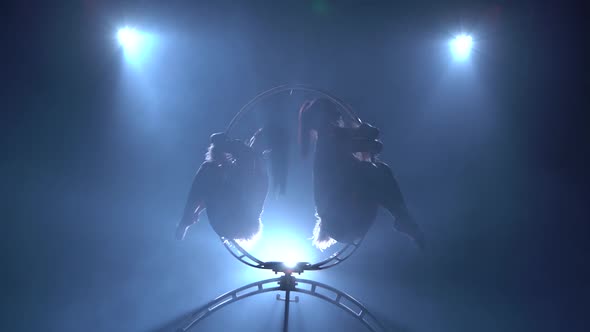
[176,131,271,244]
[299,99,424,249]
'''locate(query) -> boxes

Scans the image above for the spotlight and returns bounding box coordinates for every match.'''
[116,26,152,64]
[450,34,473,61]
[117,27,141,50]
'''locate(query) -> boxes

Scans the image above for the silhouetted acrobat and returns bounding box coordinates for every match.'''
[299,99,424,250]
[176,128,287,245]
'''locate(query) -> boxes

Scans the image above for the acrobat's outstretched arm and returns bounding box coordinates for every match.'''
[375,161,425,249]
[176,162,211,240]
[335,122,380,141]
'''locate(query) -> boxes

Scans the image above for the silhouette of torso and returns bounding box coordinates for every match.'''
[202,156,268,239]
[313,131,380,243]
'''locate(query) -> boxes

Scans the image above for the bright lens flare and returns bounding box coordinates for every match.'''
[450,34,473,61]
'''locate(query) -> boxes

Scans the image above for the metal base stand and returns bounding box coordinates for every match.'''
[175,261,386,332]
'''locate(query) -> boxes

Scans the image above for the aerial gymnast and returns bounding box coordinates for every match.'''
[176,127,287,246]
[299,99,425,250]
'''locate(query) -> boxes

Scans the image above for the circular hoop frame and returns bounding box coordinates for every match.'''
[226,83,362,136]
[219,84,368,271]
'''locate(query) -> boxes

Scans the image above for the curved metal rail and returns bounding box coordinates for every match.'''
[220,236,363,272]
[307,238,363,270]
[220,237,265,269]
[177,277,282,332]
[177,276,386,332]
[225,83,363,136]
[294,278,386,332]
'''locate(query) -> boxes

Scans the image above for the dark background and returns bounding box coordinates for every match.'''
[1,1,588,331]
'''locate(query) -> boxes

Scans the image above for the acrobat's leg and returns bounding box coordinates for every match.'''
[176,162,213,240]
[374,161,425,249]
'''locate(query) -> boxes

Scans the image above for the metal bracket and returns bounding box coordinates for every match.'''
[276,294,300,303]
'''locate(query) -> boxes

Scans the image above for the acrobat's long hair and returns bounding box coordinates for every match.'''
[298,99,343,250]
[298,98,345,158]
[298,100,317,158]
[249,125,289,196]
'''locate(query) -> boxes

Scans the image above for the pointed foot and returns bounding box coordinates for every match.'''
[395,217,425,250]
[175,223,190,241]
